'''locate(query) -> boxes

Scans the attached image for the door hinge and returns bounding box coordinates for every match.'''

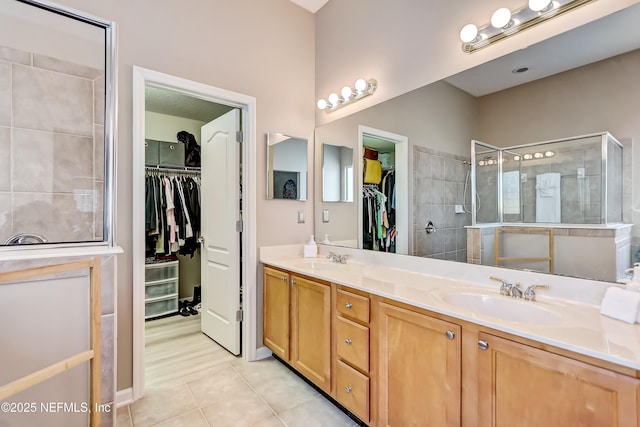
[236,220,243,232]
[236,309,243,322]
[236,131,243,143]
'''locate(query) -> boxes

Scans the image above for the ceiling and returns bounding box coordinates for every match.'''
[145,85,233,122]
[445,3,640,96]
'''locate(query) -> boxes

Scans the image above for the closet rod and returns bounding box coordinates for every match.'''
[145,165,201,174]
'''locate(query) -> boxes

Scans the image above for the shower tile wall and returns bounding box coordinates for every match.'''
[413,146,471,262]
[0,45,104,243]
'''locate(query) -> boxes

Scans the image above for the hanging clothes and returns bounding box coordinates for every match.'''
[145,169,201,258]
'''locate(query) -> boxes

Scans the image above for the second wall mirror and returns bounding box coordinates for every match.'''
[322,143,354,202]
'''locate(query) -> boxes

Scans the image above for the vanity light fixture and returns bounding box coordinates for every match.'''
[460,0,597,53]
[317,78,377,112]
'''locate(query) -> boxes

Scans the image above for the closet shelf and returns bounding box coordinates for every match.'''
[145,165,201,174]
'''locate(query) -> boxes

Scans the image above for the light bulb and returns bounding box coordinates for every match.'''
[341,86,353,100]
[328,93,340,106]
[355,78,367,92]
[513,155,521,161]
[459,24,479,43]
[545,151,555,157]
[478,160,486,166]
[534,152,544,159]
[529,0,552,12]
[316,99,328,110]
[523,153,533,160]
[491,7,512,29]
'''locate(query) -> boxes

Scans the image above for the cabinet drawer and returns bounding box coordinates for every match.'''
[145,296,178,319]
[145,261,179,282]
[145,279,178,299]
[336,289,370,324]
[336,360,369,423]
[336,316,369,372]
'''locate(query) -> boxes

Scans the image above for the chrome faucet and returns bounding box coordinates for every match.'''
[327,252,349,264]
[523,284,549,302]
[4,233,47,245]
[490,276,522,298]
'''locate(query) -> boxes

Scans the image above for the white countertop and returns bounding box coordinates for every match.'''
[260,246,640,371]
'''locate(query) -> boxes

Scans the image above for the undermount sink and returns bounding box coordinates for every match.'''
[294,261,344,271]
[437,292,562,324]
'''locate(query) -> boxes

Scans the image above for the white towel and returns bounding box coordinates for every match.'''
[535,173,561,222]
[600,287,640,324]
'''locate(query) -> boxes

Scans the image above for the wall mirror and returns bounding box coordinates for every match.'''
[322,143,354,203]
[0,0,116,247]
[314,3,640,282]
[266,133,308,201]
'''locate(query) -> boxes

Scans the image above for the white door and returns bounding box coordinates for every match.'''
[200,109,241,355]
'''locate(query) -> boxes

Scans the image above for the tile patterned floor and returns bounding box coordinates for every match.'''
[117,315,360,427]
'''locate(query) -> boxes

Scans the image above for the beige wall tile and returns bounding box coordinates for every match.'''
[0,45,31,65]
[33,54,103,79]
[0,192,10,243]
[101,313,115,405]
[12,192,95,242]
[0,61,10,126]
[94,75,105,125]
[95,124,104,180]
[0,127,9,190]
[13,129,94,193]
[12,64,93,136]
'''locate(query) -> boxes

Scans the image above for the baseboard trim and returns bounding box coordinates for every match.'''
[256,346,273,360]
[116,388,133,407]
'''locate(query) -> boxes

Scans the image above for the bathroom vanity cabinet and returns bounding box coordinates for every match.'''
[262,264,640,427]
[263,266,332,393]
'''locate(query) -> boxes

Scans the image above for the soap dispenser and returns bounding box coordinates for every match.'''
[303,235,318,258]
[322,234,331,245]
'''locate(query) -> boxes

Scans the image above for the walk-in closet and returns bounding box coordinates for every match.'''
[143,86,242,387]
[362,135,397,253]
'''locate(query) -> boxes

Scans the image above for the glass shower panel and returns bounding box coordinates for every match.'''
[606,134,623,223]
[473,143,500,223]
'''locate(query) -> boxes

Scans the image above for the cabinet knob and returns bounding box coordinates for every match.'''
[345,339,352,345]
[345,302,353,309]
[344,386,352,393]
[291,279,296,285]
[478,340,489,351]
[445,330,455,340]
[280,276,286,281]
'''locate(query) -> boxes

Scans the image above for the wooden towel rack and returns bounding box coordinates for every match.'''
[494,227,555,273]
[0,258,102,426]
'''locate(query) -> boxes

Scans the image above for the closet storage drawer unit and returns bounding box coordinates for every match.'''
[145,261,179,282]
[145,279,179,299]
[145,260,179,319]
[145,297,179,318]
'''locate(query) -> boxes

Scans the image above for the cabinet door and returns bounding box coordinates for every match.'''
[477,332,640,427]
[290,274,332,393]
[378,302,461,427]
[263,267,290,360]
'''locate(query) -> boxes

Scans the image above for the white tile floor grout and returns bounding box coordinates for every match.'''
[116,314,359,427]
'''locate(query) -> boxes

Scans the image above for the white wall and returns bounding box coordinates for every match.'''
[50,0,316,391]
[145,111,205,144]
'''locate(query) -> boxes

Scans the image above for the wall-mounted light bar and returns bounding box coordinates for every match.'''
[460,0,598,53]
[317,78,377,112]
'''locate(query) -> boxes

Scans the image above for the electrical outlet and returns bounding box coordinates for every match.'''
[322,209,330,223]
[577,167,585,179]
[297,210,305,223]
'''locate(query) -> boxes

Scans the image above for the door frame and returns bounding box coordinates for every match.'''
[357,125,409,255]
[131,66,258,401]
